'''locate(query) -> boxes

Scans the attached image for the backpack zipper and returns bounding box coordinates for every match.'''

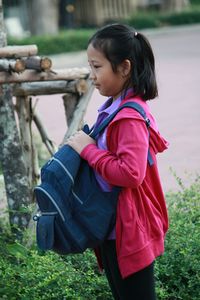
[52,157,83,205]
[52,157,74,184]
[71,190,83,205]
[35,186,65,222]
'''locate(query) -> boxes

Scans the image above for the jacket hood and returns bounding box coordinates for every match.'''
[114,96,169,155]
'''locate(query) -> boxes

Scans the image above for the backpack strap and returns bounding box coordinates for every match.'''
[89,101,154,166]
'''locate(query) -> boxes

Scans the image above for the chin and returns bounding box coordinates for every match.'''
[99,91,110,97]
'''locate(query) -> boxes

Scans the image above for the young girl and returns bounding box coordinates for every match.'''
[67,23,169,300]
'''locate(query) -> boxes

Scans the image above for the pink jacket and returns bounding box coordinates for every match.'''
[81,94,169,278]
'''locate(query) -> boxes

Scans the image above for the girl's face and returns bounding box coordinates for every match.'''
[87,44,128,100]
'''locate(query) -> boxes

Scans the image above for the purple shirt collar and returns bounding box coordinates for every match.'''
[98,88,133,115]
[98,96,121,116]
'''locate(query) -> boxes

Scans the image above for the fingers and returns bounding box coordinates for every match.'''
[66,130,96,154]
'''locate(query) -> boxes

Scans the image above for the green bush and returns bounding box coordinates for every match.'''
[126,13,160,29]
[8,29,95,56]
[127,7,200,29]
[155,177,200,300]
[0,177,199,299]
[0,243,111,299]
[191,0,200,4]
[159,8,200,26]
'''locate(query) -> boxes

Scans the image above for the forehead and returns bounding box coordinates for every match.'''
[87,44,107,62]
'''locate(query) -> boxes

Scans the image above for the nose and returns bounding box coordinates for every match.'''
[89,68,96,80]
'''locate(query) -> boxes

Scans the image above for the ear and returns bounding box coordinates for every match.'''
[118,59,131,77]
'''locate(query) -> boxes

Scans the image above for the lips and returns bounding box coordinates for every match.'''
[94,83,100,89]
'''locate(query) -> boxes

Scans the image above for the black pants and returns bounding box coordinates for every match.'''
[100,240,156,300]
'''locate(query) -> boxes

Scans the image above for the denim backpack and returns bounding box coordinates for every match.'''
[33,101,153,255]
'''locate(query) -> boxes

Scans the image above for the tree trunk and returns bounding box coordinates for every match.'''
[0,1,6,48]
[28,0,59,35]
[0,2,32,237]
[0,85,32,237]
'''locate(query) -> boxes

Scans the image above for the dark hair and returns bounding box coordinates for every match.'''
[88,23,158,100]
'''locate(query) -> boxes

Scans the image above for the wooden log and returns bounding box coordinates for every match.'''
[15,96,34,189]
[0,45,38,58]
[63,92,79,127]
[12,79,88,96]
[0,58,25,73]
[62,80,94,144]
[33,112,56,155]
[75,78,88,94]
[15,96,40,189]
[0,67,90,84]
[23,56,52,71]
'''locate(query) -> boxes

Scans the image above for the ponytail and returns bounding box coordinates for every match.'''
[132,32,158,100]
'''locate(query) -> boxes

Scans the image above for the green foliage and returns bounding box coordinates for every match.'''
[0,177,199,299]
[159,7,200,26]
[127,6,200,29]
[0,230,111,300]
[126,12,161,29]
[155,177,200,300]
[191,0,200,4]
[8,29,95,56]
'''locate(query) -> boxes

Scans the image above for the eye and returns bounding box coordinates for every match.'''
[88,63,100,69]
[94,65,101,69]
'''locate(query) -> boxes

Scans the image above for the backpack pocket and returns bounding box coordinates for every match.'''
[36,213,57,251]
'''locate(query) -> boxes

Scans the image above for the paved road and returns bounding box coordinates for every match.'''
[36,24,200,193]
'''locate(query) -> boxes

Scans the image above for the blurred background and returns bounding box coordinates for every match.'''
[3,0,195,38]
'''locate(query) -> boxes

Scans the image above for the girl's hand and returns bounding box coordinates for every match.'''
[66,131,96,154]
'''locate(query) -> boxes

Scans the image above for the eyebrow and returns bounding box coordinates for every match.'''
[88,59,100,63]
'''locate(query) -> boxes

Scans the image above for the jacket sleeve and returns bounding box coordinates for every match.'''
[80,118,149,188]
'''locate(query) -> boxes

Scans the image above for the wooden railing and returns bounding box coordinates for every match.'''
[0,43,93,232]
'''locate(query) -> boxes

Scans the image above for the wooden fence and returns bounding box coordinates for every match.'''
[0,43,93,233]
